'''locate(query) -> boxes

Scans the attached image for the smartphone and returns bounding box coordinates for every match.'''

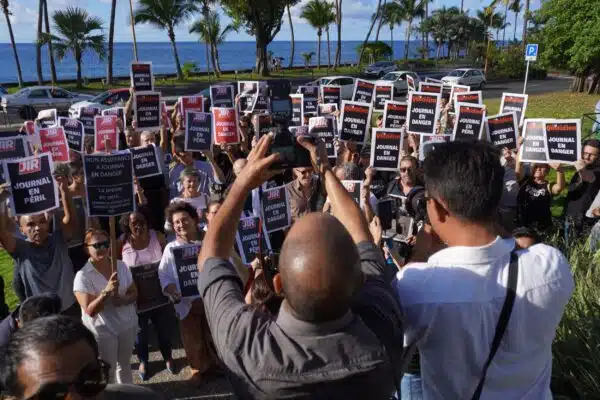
[268,124,314,169]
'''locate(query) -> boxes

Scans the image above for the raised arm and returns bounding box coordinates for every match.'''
[124,87,135,123]
[0,187,16,254]
[550,163,566,195]
[202,150,226,184]
[55,175,78,241]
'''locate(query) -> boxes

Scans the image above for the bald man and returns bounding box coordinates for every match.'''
[197,134,405,399]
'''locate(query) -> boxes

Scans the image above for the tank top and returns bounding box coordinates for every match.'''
[121,230,163,267]
[517,180,552,230]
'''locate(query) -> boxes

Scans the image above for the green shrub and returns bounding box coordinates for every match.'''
[182,62,198,79]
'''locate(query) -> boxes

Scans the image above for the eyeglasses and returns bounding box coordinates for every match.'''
[23,359,110,400]
[87,241,109,250]
[400,167,413,173]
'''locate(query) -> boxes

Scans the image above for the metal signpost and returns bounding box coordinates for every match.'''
[524,44,538,94]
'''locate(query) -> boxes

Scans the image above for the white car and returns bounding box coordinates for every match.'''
[68,88,131,118]
[441,68,487,89]
[1,86,94,120]
[363,61,397,78]
[376,71,421,97]
[304,76,356,100]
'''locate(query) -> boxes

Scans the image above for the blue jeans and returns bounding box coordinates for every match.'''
[136,305,174,365]
[399,373,423,400]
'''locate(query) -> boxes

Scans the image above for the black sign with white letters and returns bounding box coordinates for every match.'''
[235,216,271,264]
[486,113,518,150]
[130,144,162,179]
[407,92,440,135]
[370,128,403,171]
[134,93,161,131]
[130,63,153,92]
[374,84,393,110]
[519,119,549,163]
[78,106,100,136]
[353,79,376,104]
[172,244,201,298]
[340,101,371,143]
[261,185,291,233]
[383,101,407,129]
[83,152,134,217]
[58,118,84,153]
[130,262,170,313]
[321,85,341,107]
[544,119,581,164]
[210,85,235,108]
[185,111,212,151]
[309,116,338,158]
[452,103,486,141]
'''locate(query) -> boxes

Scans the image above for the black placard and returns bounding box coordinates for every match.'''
[374,83,394,111]
[210,85,235,108]
[134,93,161,131]
[58,118,84,153]
[544,119,581,164]
[235,216,271,264]
[518,119,549,163]
[261,185,291,233]
[353,79,376,104]
[452,103,486,141]
[253,114,273,139]
[407,92,441,135]
[238,81,259,96]
[500,93,528,126]
[290,94,303,127]
[340,101,372,143]
[308,116,338,158]
[321,85,341,107]
[418,82,443,95]
[341,180,362,204]
[172,244,201,299]
[78,106,100,136]
[130,262,170,313]
[370,128,403,171]
[486,112,518,150]
[4,153,59,216]
[253,94,270,113]
[299,86,319,115]
[130,144,162,179]
[185,111,212,151]
[454,91,482,109]
[0,136,29,161]
[83,152,134,217]
[130,62,153,92]
[383,101,407,129]
[318,103,338,116]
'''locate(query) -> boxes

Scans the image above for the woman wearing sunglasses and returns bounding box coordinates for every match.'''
[73,229,138,384]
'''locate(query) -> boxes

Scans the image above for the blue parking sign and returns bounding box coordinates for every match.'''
[525,44,538,61]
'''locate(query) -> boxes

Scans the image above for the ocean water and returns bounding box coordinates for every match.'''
[0,40,445,84]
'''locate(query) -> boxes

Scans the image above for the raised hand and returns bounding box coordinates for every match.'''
[234,134,282,191]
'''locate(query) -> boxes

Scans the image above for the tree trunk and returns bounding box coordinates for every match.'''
[460,0,464,13]
[316,31,322,70]
[513,11,519,41]
[326,27,331,68]
[436,42,441,61]
[588,74,599,95]
[375,0,387,41]
[358,0,382,65]
[76,48,82,88]
[36,0,43,84]
[502,2,508,47]
[404,20,412,62]
[424,2,429,58]
[335,0,343,67]
[168,28,184,80]
[42,0,56,85]
[255,34,270,77]
[205,41,211,78]
[107,0,117,84]
[390,27,394,60]
[287,3,295,68]
[210,43,220,77]
[522,0,529,45]
[214,45,223,76]
[3,8,24,87]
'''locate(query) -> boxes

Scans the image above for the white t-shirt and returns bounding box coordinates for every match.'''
[73,260,138,336]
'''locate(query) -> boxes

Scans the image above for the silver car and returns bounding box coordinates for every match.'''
[1,86,94,120]
[304,76,356,100]
[441,68,487,89]
[375,71,421,97]
[363,61,397,78]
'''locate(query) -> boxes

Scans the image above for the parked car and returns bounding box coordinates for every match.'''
[441,68,486,89]
[304,76,356,100]
[363,61,397,78]
[68,88,131,118]
[1,86,94,120]
[375,71,421,97]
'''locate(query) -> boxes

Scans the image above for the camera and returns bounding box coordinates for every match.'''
[405,187,428,224]
[267,123,313,169]
[268,80,292,124]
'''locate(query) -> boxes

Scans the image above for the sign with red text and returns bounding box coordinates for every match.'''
[452,103,486,141]
[39,127,70,163]
[544,119,581,164]
[353,79,376,104]
[407,92,441,135]
[418,82,443,95]
[485,112,519,150]
[185,111,212,151]
[130,62,153,92]
[102,107,126,130]
[321,85,342,107]
[454,91,482,109]
[370,128,403,171]
[374,83,394,111]
[500,93,528,126]
[134,92,161,131]
[290,94,304,127]
[339,101,372,143]
[94,115,118,152]
[308,116,338,158]
[519,119,549,164]
[383,100,407,129]
[178,96,204,128]
[212,107,239,145]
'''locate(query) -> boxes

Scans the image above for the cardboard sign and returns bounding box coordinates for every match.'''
[418,82,443,95]
[318,103,338,117]
[420,134,451,161]
[38,127,70,163]
[238,81,259,96]
[454,91,482,109]
[370,128,403,171]
[321,85,342,107]
[383,100,407,129]
[179,96,204,118]
[339,101,372,143]
[290,94,304,127]
[308,116,338,158]
[407,92,441,135]
[0,136,29,161]
[449,84,470,104]
[130,144,163,179]
[425,77,442,84]
[500,93,528,126]
[486,112,519,150]
[252,94,270,113]
[212,107,239,145]
[210,85,235,108]
[172,244,201,299]
[102,107,126,130]
[299,86,319,115]
[452,103,486,141]
[130,62,153,92]
[161,102,172,129]
[130,261,170,313]
[374,83,394,111]
[238,94,253,114]
[83,151,135,217]
[341,180,362,204]
[58,118,84,153]
[78,106,100,136]
[519,119,549,163]
[253,114,273,139]
[185,111,212,151]
[36,109,57,128]
[134,92,161,131]
[94,115,118,153]
[235,216,271,264]
[406,75,416,92]
[544,119,581,165]
[353,79,376,104]
[3,153,59,216]
[261,185,291,233]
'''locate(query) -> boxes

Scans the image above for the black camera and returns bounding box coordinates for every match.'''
[269,80,292,124]
[405,187,428,224]
[267,123,313,169]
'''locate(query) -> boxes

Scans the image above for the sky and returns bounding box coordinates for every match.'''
[0,0,538,44]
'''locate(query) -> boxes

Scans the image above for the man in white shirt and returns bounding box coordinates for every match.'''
[393,141,574,399]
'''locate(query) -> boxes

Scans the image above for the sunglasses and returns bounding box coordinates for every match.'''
[87,240,109,250]
[23,360,110,400]
[400,167,413,173]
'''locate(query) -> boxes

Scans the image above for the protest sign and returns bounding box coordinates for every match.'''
[418,82,443,95]
[253,114,274,139]
[130,62,153,92]
[102,107,126,129]
[320,85,342,107]
[406,75,416,91]
[94,115,118,153]
[38,127,69,163]
[78,106,100,136]
[238,94,254,114]
[370,128,403,171]
[420,134,452,161]
[500,93,528,126]
[454,91,482,109]
[485,112,519,150]
[290,94,304,127]
[238,81,259,96]
[341,180,362,204]
[130,144,163,179]
[352,79,376,104]
[36,109,57,128]
[519,119,549,163]
[261,185,291,233]
[185,111,212,151]
[383,100,407,129]
[425,77,443,84]
[374,83,394,111]
[544,119,581,164]
[308,116,338,158]
[449,84,470,103]
[452,103,486,141]
[318,103,338,116]
[377,198,394,231]
[83,151,135,217]
[299,86,319,115]
[161,102,172,129]
[3,153,59,216]
[130,262,170,312]
[339,101,372,143]
[58,118,84,153]
[134,92,161,131]
[407,92,441,135]
[253,94,270,113]
[171,244,201,298]
[235,216,271,264]
[210,85,235,108]
[0,136,29,161]
[212,107,239,145]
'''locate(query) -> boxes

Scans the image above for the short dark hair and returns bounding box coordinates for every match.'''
[513,226,542,244]
[18,293,62,324]
[1,316,98,398]
[583,139,600,150]
[119,206,151,243]
[423,141,504,222]
[165,201,199,226]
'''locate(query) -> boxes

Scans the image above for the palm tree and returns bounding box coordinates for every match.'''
[286,0,301,68]
[423,6,453,60]
[521,0,529,45]
[509,0,521,41]
[43,0,57,85]
[189,10,237,77]
[334,0,343,68]
[301,0,333,70]
[107,0,117,84]
[397,0,426,62]
[323,4,336,68]
[36,0,43,84]
[420,0,434,58]
[0,0,24,86]
[477,6,503,74]
[381,2,405,60]
[134,0,198,80]
[375,0,387,41]
[301,51,315,68]
[358,0,382,65]
[194,0,216,79]
[42,7,106,88]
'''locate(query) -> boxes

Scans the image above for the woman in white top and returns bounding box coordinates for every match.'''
[166,167,209,234]
[73,228,138,384]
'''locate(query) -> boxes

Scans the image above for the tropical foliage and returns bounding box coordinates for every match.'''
[300,0,336,70]
[189,10,238,77]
